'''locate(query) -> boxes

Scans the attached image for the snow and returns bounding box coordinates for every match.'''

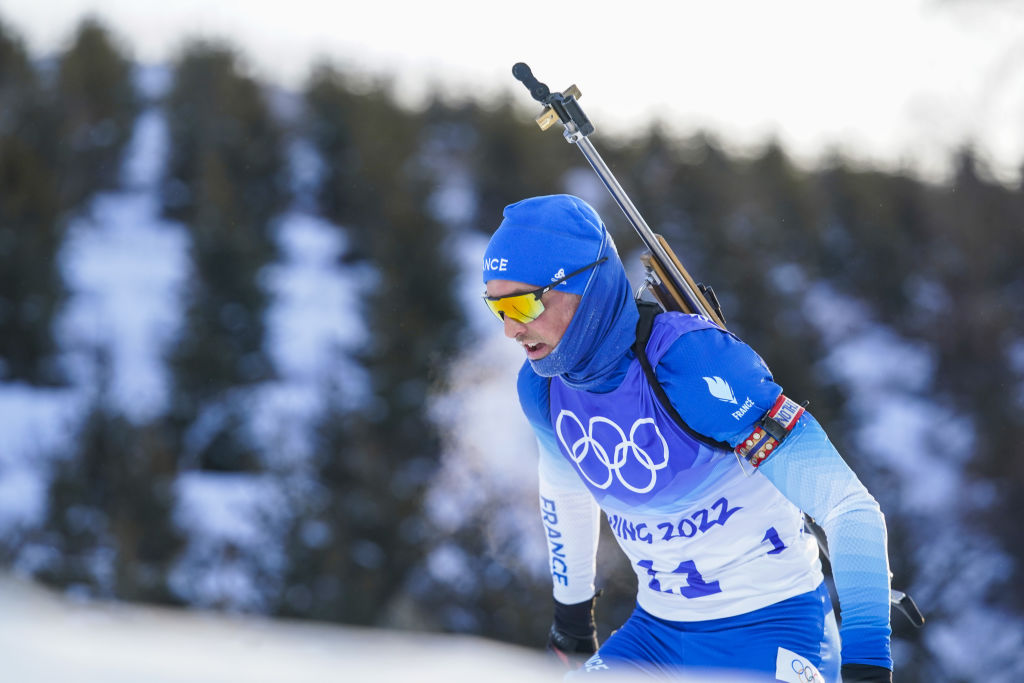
[927,594,1024,680]
[264,210,369,389]
[57,107,189,423]
[133,63,172,102]
[0,385,85,534]
[283,136,325,209]
[797,276,977,510]
[424,232,548,580]
[426,326,541,528]
[420,120,479,231]
[814,319,971,514]
[171,471,287,612]
[161,130,374,610]
[0,575,557,683]
[427,164,477,229]
[0,574,763,683]
[120,103,170,187]
[562,166,615,216]
[174,472,282,548]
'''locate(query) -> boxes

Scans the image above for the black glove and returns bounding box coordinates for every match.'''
[546,592,600,669]
[841,663,893,682]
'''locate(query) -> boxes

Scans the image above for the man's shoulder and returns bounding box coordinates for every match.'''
[653,317,782,442]
[645,311,725,360]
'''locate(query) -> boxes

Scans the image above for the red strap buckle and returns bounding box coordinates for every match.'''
[734,395,805,468]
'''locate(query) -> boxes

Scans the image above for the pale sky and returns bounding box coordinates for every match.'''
[4,0,1024,184]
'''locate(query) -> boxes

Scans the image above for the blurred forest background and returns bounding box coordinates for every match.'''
[1,14,1023,683]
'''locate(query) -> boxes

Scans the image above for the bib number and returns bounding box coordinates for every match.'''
[637,559,722,598]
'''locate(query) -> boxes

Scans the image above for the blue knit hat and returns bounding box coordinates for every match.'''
[482,195,605,294]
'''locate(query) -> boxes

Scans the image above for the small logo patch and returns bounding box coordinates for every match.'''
[702,376,737,404]
[775,647,824,683]
[552,267,565,281]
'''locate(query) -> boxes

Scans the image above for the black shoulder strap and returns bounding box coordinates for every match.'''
[632,301,732,451]
[632,301,661,359]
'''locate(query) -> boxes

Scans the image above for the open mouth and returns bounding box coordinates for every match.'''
[523,341,546,358]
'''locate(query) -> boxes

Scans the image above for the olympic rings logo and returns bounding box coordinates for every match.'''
[790,658,824,682]
[555,410,669,494]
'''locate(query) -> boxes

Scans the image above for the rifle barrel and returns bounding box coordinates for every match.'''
[571,131,714,320]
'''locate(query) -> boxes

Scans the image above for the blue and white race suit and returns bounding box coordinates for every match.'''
[512,234,891,681]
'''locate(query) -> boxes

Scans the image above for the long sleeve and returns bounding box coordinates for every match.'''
[517,361,602,604]
[537,436,602,604]
[757,413,893,670]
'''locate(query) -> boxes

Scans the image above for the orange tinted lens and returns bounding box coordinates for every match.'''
[483,293,545,323]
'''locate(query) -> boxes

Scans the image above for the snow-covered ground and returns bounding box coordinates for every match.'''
[0,576,766,683]
[0,574,562,683]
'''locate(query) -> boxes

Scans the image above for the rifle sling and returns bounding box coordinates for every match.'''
[632,301,732,452]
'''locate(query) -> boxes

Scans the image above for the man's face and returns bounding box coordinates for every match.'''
[485,279,581,360]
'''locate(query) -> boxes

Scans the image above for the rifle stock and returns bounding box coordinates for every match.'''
[642,235,725,326]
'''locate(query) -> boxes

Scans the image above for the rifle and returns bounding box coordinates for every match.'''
[511,63,725,327]
[510,62,924,629]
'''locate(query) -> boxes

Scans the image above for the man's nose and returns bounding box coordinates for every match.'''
[503,315,527,338]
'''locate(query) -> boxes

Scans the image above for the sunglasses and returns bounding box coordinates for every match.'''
[483,257,608,324]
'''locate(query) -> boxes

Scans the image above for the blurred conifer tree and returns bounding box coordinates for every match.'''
[458,95,577,230]
[0,19,65,384]
[35,351,183,603]
[162,41,289,471]
[278,67,464,626]
[51,17,138,209]
[926,149,1024,611]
